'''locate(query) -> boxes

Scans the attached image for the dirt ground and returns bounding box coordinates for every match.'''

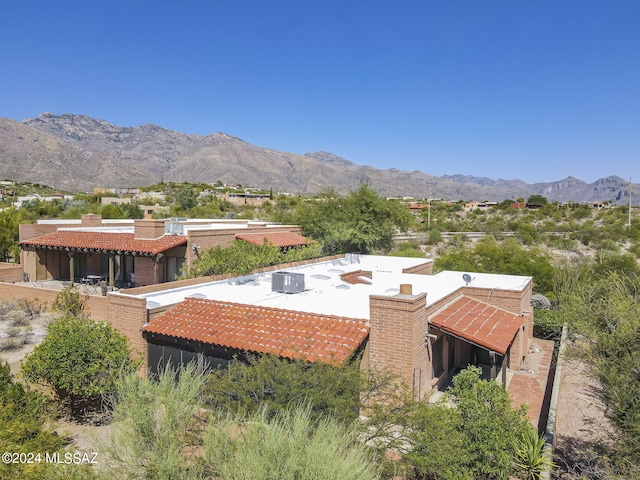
[553,353,616,479]
[0,306,52,375]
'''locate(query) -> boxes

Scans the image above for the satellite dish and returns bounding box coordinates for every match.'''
[462,273,472,285]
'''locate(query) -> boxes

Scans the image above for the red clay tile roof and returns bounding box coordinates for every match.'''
[143,297,369,364]
[20,231,187,255]
[235,232,312,248]
[430,296,522,355]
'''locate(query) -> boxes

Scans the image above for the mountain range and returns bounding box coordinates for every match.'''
[0,112,636,205]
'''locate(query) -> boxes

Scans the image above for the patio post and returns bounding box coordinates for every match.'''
[109,255,115,289]
[501,354,508,386]
[67,251,75,284]
[153,253,164,284]
[489,351,497,381]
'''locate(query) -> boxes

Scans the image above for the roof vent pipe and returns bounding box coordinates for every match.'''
[399,284,413,295]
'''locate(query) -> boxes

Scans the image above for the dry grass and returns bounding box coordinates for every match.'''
[0,300,52,360]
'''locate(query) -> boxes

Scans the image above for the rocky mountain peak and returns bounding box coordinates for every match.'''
[0,113,637,205]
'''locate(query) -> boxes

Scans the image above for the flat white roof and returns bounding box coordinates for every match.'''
[130,255,531,321]
[61,227,136,234]
[37,219,82,225]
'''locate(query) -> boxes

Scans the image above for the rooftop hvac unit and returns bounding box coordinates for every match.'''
[271,271,305,294]
[165,222,184,235]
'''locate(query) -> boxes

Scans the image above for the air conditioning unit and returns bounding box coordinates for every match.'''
[271,271,305,294]
[164,222,184,235]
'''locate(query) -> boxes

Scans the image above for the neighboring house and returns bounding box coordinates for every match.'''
[94,187,141,195]
[406,203,429,215]
[19,214,305,287]
[135,254,533,400]
[12,193,74,208]
[100,197,132,206]
[220,191,270,206]
[137,204,170,217]
[464,201,498,210]
[134,191,167,202]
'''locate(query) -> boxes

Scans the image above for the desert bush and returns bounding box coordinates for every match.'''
[203,354,362,425]
[100,363,206,479]
[0,336,20,351]
[204,406,380,480]
[0,363,67,479]
[0,325,31,351]
[101,364,379,480]
[533,310,564,339]
[6,310,30,327]
[51,287,87,317]
[17,298,44,315]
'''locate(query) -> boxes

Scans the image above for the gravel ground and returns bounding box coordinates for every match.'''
[553,356,616,479]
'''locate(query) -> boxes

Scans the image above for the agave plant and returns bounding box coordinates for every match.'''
[515,428,557,480]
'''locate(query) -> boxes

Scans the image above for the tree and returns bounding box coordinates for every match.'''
[175,184,197,212]
[120,203,144,219]
[405,367,533,480]
[0,208,21,261]
[204,353,413,462]
[293,185,411,255]
[527,195,548,207]
[184,240,322,278]
[434,236,555,295]
[22,315,135,418]
[100,204,124,219]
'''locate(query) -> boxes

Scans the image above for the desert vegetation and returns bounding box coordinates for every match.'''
[2,185,640,478]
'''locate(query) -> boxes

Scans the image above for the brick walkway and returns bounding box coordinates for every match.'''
[507,338,555,431]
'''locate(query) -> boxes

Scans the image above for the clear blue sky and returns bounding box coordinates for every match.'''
[2,1,639,184]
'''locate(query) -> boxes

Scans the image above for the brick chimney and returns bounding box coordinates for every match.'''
[134,219,166,240]
[80,213,103,227]
[369,285,429,400]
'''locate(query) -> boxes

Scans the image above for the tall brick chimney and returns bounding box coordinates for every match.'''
[369,285,429,400]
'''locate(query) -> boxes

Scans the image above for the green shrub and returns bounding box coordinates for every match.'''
[22,315,135,419]
[204,406,380,480]
[0,363,66,479]
[515,429,556,480]
[51,287,87,317]
[533,310,565,339]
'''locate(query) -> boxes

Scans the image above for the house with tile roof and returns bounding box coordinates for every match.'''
[19,214,308,288]
[129,254,534,400]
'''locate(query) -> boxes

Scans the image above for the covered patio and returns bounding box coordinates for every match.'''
[428,295,525,391]
[20,230,187,288]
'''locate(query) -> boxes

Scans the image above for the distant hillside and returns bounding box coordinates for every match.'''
[0,112,636,205]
